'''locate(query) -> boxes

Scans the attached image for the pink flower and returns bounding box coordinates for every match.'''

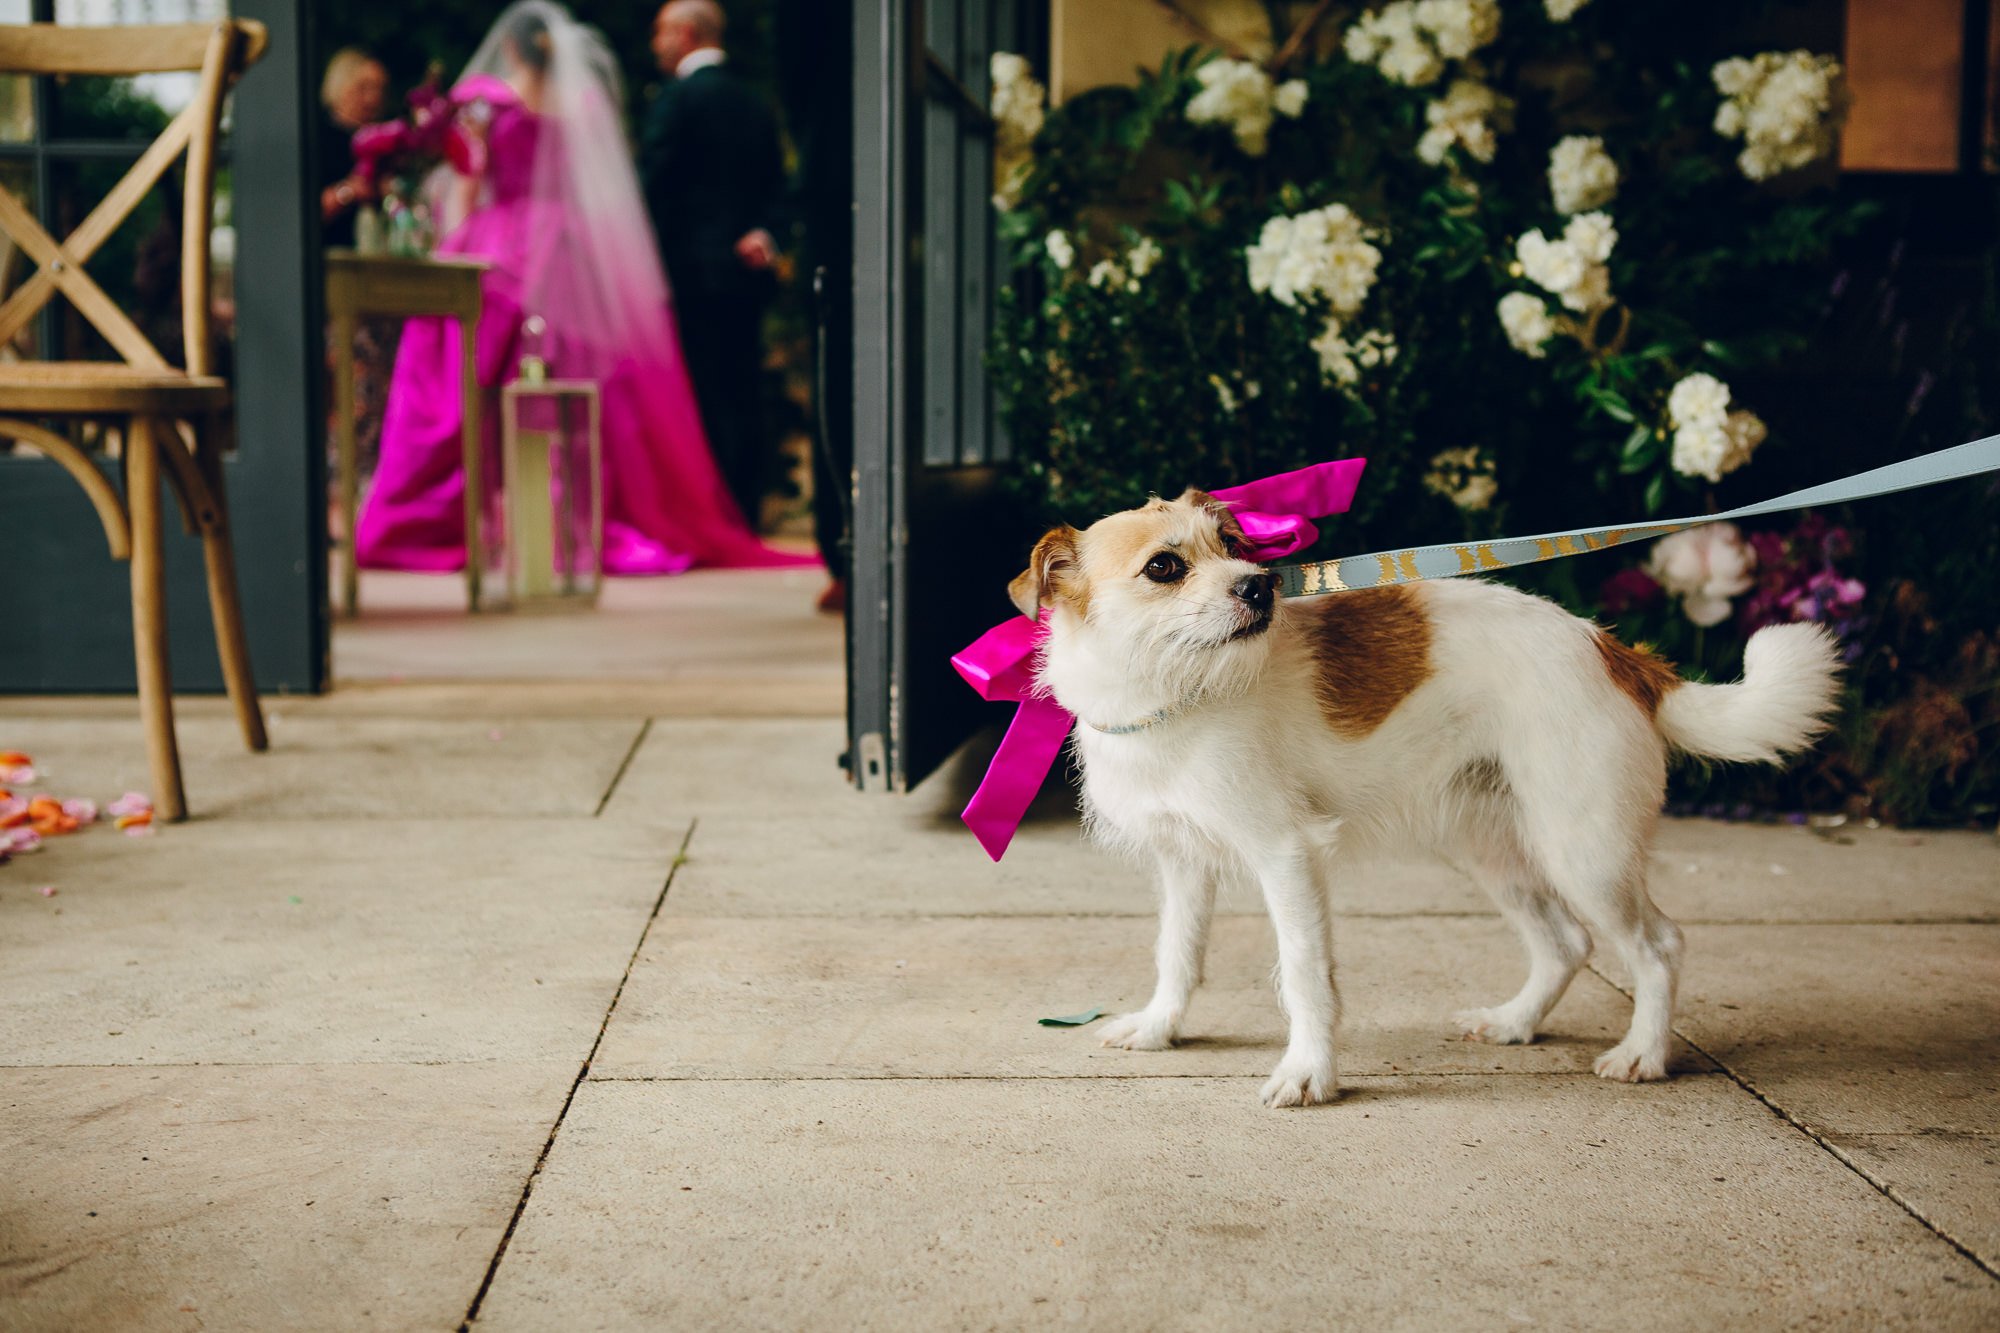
[1646,524,1756,627]
[1,826,43,855]
[2,765,36,786]
[0,795,25,822]
[107,792,154,819]
[61,798,98,826]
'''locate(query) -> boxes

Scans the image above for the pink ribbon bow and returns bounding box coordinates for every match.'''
[950,457,1367,860]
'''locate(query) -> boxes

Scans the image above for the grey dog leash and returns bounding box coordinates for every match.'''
[1272,433,2000,599]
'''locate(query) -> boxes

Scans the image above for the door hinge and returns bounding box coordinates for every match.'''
[855,731,891,793]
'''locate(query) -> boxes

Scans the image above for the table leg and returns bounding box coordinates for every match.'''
[333,311,358,617]
[460,314,482,611]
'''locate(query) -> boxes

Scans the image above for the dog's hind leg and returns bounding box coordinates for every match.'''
[1571,876,1684,1082]
[1514,804,1682,1080]
[1100,854,1217,1051]
[1454,861,1592,1046]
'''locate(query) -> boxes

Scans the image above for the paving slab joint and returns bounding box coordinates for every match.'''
[593,718,654,818]
[458,817,696,1329]
[1586,961,2000,1285]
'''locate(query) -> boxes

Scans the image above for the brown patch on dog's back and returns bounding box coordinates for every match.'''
[1594,629,1683,717]
[1298,585,1433,737]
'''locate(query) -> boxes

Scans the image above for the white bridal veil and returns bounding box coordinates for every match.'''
[452,0,678,368]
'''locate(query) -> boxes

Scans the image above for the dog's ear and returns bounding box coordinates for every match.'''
[1009,525,1079,618]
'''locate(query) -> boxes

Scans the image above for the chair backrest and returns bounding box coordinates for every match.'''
[0,19,268,377]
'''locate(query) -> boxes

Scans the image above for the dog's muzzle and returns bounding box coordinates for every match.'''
[1227,572,1278,639]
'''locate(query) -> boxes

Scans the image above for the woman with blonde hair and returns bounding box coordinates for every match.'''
[319,47,386,246]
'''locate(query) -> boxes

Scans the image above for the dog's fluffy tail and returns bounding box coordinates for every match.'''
[1656,623,1843,764]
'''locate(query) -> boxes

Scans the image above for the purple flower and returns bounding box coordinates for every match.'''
[1600,566,1664,616]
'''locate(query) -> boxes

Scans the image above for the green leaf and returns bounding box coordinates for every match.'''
[1643,471,1668,515]
[1621,423,1655,460]
[1038,1008,1106,1028]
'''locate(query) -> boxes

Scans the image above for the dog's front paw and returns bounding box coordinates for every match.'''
[1098,1010,1177,1051]
[1592,1041,1669,1083]
[1453,1005,1537,1046]
[1259,1053,1339,1108]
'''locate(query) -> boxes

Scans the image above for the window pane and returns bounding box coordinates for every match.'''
[0,74,29,143]
[47,0,228,142]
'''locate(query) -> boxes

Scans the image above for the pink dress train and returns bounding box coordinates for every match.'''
[356,82,816,576]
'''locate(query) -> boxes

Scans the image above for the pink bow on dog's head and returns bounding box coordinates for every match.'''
[951,458,1367,860]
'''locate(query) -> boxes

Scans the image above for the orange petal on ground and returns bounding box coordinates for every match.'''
[0,752,31,767]
[0,810,28,830]
[115,812,154,830]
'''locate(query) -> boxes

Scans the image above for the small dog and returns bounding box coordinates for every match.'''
[1012,489,1840,1108]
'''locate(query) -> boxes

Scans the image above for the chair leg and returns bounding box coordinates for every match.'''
[127,416,187,822]
[186,417,268,753]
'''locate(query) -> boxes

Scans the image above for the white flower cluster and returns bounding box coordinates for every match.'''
[1545,0,1593,21]
[1548,134,1618,214]
[1516,211,1616,313]
[1343,0,1501,87]
[1647,523,1756,627]
[1311,321,1398,388]
[1417,78,1514,165]
[1128,237,1162,279]
[1044,229,1074,271]
[990,53,1046,209]
[1666,372,1767,482]
[1245,203,1382,315]
[1088,259,1132,292]
[1185,58,1308,157]
[1424,445,1497,511]
[1711,51,1846,181]
[1496,292,1557,358]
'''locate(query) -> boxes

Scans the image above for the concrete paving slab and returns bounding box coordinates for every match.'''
[0,819,683,1066]
[1646,822,1999,924]
[1657,924,2000,1274]
[592,915,1684,1080]
[600,717,858,818]
[659,811,1493,919]
[474,1076,1999,1331]
[334,566,838,685]
[1825,1132,2000,1273]
[1672,925,2000,1136]
[0,715,645,820]
[0,1061,568,1333]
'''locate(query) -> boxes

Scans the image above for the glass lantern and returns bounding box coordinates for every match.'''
[497,318,602,610]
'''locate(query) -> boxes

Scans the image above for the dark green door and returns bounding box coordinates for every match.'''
[1,0,325,694]
[847,0,1040,792]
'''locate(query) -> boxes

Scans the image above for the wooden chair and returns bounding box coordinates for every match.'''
[0,20,271,821]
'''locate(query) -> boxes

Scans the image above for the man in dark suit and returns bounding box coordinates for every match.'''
[641,0,786,527]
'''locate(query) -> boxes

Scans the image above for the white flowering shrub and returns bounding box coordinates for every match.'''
[988,15,1998,823]
[991,18,1880,572]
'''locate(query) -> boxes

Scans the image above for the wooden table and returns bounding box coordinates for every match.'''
[326,250,492,615]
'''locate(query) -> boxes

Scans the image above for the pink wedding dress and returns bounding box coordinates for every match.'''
[355,75,816,576]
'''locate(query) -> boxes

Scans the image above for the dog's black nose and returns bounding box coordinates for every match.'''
[1231,573,1275,612]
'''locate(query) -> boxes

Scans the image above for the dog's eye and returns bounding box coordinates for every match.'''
[1142,552,1187,583]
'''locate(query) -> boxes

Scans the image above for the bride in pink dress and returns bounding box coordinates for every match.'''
[356,1,815,576]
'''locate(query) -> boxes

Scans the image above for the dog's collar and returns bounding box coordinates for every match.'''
[1082,708,1174,736]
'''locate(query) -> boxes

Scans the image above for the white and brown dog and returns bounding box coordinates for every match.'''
[1011,489,1841,1108]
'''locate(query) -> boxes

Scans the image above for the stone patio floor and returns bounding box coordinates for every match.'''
[2,567,1997,1329]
